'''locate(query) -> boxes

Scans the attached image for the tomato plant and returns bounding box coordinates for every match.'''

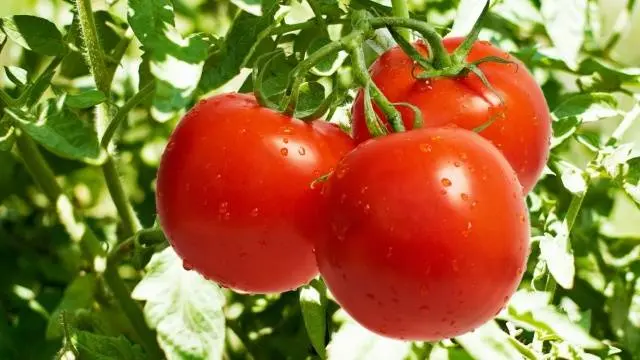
[156,93,353,293]
[317,127,529,340]
[0,0,639,359]
[352,38,551,193]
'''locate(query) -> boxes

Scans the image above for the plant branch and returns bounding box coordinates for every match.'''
[101,82,155,147]
[75,0,110,94]
[348,43,404,133]
[369,17,451,68]
[391,0,410,41]
[0,89,15,106]
[103,157,142,236]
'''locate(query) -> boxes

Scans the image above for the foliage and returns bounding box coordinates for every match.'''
[0,0,639,359]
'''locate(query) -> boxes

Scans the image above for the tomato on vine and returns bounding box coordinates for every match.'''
[316,127,530,340]
[351,38,551,193]
[156,93,354,294]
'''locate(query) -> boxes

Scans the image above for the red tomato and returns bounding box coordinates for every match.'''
[316,127,529,340]
[156,93,354,294]
[351,38,551,193]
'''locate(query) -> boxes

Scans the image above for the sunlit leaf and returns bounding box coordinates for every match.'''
[132,247,226,360]
[0,15,67,56]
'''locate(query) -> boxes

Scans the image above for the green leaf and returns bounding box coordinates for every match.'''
[4,66,28,86]
[7,100,101,162]
[504,291,603,349]
[539,218,575,289]
[132,247,226,360]
[296,82,326,118]
[455,321,526,360]
[551,93,619,148]
[540,0,586,68]
[553,160,587,195]
[74,331,147,360]
[198,0,280,94]
[300,279,328,359]
[622,157,640,208]
[128,0,210,121]
[65,90,107,109]
[0,15,67,56]
[46,274,98,339]
[230,0,262,16]
[326,313,412,360]
[308,37,346,76]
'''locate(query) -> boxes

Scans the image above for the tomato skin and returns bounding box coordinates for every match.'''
[156,93,354,294]
[351,38,551,193]
[316,128,529,340]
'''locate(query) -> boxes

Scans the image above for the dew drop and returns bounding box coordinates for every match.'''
[282,126,293,134]
[283,138,289,144]
[419,143,432,152]
[250,208,259,217]
[454,161,461,167]
[182,261,193,271]
[471,200,478,208]
[360,186,369,194]
[460,193,469,201]
[219,202,229,214]
[460,152,468,161]
[441,178,452,187]
[363,204,371,214]
[386,246,393,258]
[280,148,289,156]
[519,214,526,223]
[298,147,306,155]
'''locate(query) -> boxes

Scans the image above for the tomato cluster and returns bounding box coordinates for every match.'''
[156,40,549,340]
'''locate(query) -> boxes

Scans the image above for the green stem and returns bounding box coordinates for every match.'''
[391,0,410,41]
[75,0,142,237]
[102,157,142,237]
[348,43,404,133]
[565,191,586,232]
[15,134,63,200]
[280,33,354,115]
[15,134,162,358]
[0,89,15,106]
[369,17,451,68]
[75,0,110,94]
[108,228,167,264]
[101,82,155,148]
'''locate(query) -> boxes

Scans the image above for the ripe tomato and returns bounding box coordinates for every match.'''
[351,38,551,193]
[156,93,354,294]
[316,127,530,340]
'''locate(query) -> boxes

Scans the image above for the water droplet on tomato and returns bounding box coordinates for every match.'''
[419,143,432,152]
[182,261,193,271]
[219,202,229,214]
[386,246,393,258]
[250,208,259,217]
[366,293,375,300]
[440,189,447,195]
[363,204,371,214]
[441,178,452,187]
[280,148,289,156]
[298,147,306,155]
[283,138,289,144]
[471,200,478,208]
[519,214,526,223]
[460,152,468,161]
[460,193,469,201]
[282,126,293,134]
[454,161,461,167]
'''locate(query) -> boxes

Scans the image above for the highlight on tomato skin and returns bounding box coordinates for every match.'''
[155,92,355,294]
[351,37,551,194]
[316,127,530,341]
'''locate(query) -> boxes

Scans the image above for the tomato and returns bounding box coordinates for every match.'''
[316,127,530,340]
[156,93,354,294]
[351,38,551,193]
